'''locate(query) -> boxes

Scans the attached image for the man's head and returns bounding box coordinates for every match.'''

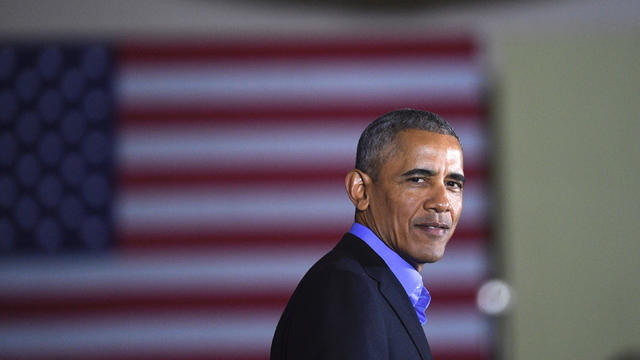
[346,109,464,271]
[355,109,460,181]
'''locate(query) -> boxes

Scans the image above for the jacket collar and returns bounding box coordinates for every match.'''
[339,234,432,360]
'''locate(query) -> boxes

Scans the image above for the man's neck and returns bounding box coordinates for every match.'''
[353,214,424,272]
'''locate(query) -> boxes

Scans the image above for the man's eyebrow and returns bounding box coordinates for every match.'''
[400,169,466,184]
[448,173,466,184]
[400,168,436,177]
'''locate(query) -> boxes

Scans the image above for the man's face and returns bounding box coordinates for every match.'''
[366,130,464,268]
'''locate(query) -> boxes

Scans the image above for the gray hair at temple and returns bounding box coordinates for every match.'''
[355,109,460,180]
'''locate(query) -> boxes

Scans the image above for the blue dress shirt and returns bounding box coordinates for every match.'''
[349,223,431,324]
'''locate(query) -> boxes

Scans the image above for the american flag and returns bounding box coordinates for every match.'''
[1,36,492,360]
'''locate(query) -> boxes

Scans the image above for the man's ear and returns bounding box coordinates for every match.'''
[345,169,372,211]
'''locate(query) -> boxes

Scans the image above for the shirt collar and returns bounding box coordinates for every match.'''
[349,222,431,324]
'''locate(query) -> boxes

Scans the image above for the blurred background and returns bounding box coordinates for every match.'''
[0,1,638,359]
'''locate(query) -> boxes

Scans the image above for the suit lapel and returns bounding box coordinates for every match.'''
[373,268,432,360]
[340,234,432,360]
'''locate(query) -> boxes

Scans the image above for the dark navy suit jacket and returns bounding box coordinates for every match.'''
[271,233,433,360]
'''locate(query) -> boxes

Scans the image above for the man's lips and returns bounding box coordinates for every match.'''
[414,221,451,236]
[420,222,450,229]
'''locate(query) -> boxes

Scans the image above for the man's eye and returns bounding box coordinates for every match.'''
[447,181,463,189]
[408,177,425,183]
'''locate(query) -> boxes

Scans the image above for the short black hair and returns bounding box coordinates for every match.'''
[355,109,460,180]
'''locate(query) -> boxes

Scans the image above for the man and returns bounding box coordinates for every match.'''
[271,109,464,360]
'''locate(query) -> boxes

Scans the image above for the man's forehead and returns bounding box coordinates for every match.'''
[394,129,462,154]
[373,129,462,178]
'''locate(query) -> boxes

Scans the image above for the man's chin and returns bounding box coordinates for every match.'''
[418,246,447,264]
[420,255,443,264]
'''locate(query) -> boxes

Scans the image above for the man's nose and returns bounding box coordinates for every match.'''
[424,183,450,213]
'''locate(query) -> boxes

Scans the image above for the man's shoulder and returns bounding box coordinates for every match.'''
[289,233,385,297]
[271,233,430,360]
[278,234,388,324]
[307,233,379,277]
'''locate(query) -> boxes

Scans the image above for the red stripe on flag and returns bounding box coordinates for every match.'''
[117,227,491,251]
[3,292,290,320]
[118,102,486,126]
[3,288,478,320]
[117,228,343,250]
[431,352,491,360]
[116,167,488,188]
[0,355,269,360]
[7,353,489,360]
[119,35,477,63]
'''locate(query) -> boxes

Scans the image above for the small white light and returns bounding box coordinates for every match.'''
[476,279,514,315]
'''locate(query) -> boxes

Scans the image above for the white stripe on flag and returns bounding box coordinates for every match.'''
[118,122,363,170]
[115,183,487,231]
[118,59,483,106]
[0,244,486,298]
[424,308,491,350]
[117,120,486,171]
[0,311,276,358]
[0,307,488,358]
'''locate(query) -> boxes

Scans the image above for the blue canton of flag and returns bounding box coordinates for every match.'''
[0,44,114,253]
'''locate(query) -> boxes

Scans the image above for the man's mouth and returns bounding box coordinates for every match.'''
[415,222,450,236]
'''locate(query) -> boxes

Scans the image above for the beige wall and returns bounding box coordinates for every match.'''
[497,30,640,359]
